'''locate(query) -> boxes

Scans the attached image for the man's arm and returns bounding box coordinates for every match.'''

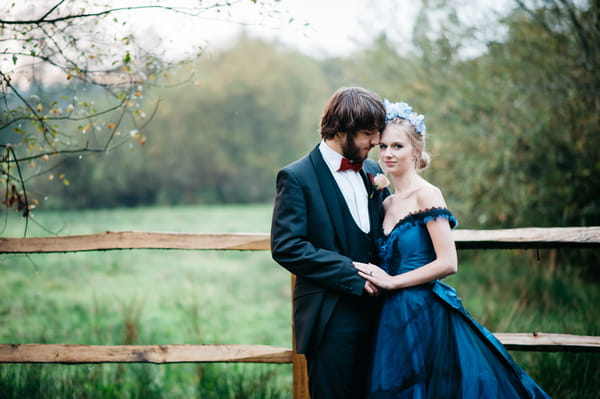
[270,168,366,296]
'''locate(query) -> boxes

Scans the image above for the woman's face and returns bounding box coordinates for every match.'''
[378,124,417,176]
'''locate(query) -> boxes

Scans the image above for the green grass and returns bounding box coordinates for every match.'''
[1,205,292,398]
[445,250,599,398]
[1,205,599,398]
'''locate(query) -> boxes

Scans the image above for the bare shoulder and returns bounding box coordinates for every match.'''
[416,179,447,210]
[382,194,394,212]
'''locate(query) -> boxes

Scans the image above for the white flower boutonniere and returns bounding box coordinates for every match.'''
[368,173,390,198]
[373,174,390,190]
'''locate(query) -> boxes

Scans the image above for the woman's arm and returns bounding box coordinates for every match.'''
[354,183,457,290]
[354,217,457,290]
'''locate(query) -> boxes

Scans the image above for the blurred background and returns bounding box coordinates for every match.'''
[1,1,598,398]
[2,0,598,229]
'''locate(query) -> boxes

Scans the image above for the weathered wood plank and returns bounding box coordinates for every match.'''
[1,333,597,365]
[1,227,599,253]
[291,275,310,399]
[0,344,293,364]
[494,332,600,352]
[454,226,600,249]
[0,232,271,253]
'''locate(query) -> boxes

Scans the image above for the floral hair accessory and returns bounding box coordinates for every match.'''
[383,98,426,135]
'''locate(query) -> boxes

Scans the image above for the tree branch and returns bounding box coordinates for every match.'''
[40,0,67,21]
[0,144,126,163]
[558,0,594,70]
[0,71,55,148]
[3,145,31,219]
[0,2,240,25]
[515,0,555,34]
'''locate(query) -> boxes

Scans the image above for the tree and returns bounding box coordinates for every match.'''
[358,0,599,228]
[447,0,600,227]
[0,0,281,224]
[508,0,600,226]
[37,35,330,208]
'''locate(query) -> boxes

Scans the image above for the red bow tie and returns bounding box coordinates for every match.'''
[338,158,363,172]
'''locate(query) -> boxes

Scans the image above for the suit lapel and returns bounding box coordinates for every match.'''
[360,169,376,233]
[361,166,385,241]
[309,147,351,253]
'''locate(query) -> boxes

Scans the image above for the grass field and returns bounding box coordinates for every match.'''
[1,205,598,398]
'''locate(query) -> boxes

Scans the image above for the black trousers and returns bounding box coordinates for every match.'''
[305,297,379,399]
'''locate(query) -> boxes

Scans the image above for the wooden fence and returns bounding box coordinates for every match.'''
[1,226,599,398]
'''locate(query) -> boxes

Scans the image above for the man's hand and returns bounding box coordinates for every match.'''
[363,280,381,296]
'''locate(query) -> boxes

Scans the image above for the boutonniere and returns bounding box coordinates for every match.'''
[368,173,390,198]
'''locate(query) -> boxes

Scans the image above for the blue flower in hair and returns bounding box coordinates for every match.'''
[384,98,427,135]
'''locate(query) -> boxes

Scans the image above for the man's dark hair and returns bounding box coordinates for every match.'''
[320,87,386,139]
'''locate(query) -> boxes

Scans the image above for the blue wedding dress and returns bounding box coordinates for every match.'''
[369,208,551,398]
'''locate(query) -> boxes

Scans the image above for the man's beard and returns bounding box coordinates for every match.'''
[340,134,364,162]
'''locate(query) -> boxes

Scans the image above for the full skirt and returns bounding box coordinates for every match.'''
[369,282,551,399]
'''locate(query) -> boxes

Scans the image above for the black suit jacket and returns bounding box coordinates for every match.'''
[271,145,388,354]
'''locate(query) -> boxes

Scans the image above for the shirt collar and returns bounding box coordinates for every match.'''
[319,140,346,173]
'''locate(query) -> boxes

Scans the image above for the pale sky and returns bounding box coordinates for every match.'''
[2,0,514,84]
[129,0,386,60]
[127,0,513,60]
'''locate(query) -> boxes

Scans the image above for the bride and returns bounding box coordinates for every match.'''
[354,99,551,398]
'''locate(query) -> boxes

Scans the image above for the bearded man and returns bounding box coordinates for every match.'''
[271,87,389,399]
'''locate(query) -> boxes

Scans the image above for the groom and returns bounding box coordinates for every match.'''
[271,87,388,398]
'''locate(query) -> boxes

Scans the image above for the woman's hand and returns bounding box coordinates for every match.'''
[353,262,396,290]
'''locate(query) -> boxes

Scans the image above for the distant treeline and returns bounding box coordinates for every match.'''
[28,6,599,229]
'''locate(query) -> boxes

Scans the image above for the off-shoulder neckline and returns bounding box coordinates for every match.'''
[383,207,456,237]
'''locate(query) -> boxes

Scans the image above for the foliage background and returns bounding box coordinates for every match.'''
[7,1,596,232]
[1,0,598,398]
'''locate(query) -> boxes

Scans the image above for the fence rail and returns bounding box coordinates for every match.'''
[0,344,293,364]
[1,331,598,365]
[2,226,599,398]
[1,226,599,253]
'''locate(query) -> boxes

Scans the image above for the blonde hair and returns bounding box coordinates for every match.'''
[387,118,430,170]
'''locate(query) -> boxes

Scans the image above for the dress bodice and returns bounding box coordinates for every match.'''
[379,207,458,276]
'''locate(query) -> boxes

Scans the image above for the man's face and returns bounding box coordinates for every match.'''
[341,129,380,162]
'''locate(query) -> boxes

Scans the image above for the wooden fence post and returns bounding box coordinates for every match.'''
[291,275,310,399]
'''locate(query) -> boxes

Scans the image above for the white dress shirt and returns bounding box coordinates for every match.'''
[319,140,370,233]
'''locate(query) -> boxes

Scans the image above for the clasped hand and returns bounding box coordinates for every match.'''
[354,261,395,291]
